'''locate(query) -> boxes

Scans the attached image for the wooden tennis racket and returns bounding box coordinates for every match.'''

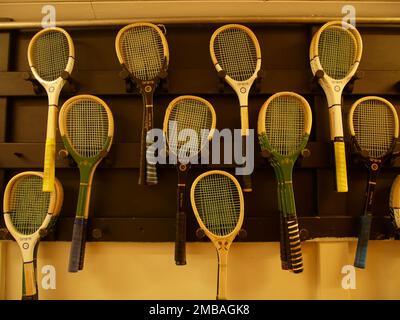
[59,95,114,272]
[3,171,63,300]
[115,22,169,186]
[28,27,75,192]
[258,92,312,273]
[190,170,244,300]
[310,21,362,193]
[163,95,216,265]
[348,96,399,268]
[210,24,261,192]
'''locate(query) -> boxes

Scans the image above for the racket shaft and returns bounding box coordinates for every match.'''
[43,105,58,192]
[355,175,377,268]
[138,102,148,185]
[69,217,85,272]
[272,163,290,270]
[216,250,228,300]
[354,214,372,269]
[241,136,252,192]
[22,261,37,299]
[328,100,348,193]
[69,174,90,270]
[78,219,88,270]
[145,103,158,185]
[285,182,303,273]
[175,181,187,265]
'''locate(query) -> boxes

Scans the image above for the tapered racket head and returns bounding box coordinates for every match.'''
[59,95,114,162]
[28,27,75,83]
[191,170,244,240]
[258,92,312,159]
[163,95,216,160]
[349,96,399,160]
[210,24,261,82]
[115,22,169,81]
[310,21,362,81]
[3,172,63,238]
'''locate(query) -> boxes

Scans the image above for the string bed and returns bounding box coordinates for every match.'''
[66,99,109,158]
[213,28,257,81]
[8,175,50,235]
[265,95,305,156]
[318,27,356,80]
[193,174,241,236]
[353,99,395,158]
[167,98,213,158]
[32,30,69,82]
[120,26,164,80]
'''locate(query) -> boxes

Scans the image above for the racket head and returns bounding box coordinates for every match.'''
[115,22,169,81]
[310,21,362,81]
[210,24,261,83]
[59,95,114,163]
[163,95,216,160]
[348,96,399,160]
[3,171,62,240]
[190,170,244,242]
[257,92,312,162]
[27,27,75,84]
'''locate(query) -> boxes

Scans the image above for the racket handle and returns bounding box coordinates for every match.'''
[175,211,187,265]
[146,139,158,185]
[286,217,303,273]
[333,140,348,193]
[354,214,372,269]
[78,219,88,271]
[241,135,252,192]
[22,261,37,299]
[69,217,85,273]
[43,138,56,192]
[280,214,290,271]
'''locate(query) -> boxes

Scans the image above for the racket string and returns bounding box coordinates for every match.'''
[120,26,165,80]
[265,96,305,156]
[353,99,396,158]
[8,176,51,235]
[166,99,213,158]
[318,27,356,80]
[194,174,241,236]
[65,99,109,158]
[32,31,69,82]
[213,28,257,81]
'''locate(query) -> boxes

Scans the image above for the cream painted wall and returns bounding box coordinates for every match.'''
[1,240,400,300]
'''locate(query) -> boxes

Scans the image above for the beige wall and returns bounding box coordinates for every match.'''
[1,240,400,300]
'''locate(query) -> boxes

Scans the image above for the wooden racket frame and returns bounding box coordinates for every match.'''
[309,20,362,193]
[210,24,261,192]
[28,27,75,192]
[190,170,244,300]
[3,171,63,300]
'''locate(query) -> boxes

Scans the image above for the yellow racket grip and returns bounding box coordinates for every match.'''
[23,261,37,298]
[334,140,348,193]
[43,138,56,192]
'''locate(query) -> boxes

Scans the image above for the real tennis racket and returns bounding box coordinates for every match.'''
[210,24,261,192]
[28,27,75,192]
[115,23,169,186]
[3,171,63,300]
[390,175,400,235]
[190,170,244,300]
[310,21,362,193]
[163,95,216,265]
[258,92,312,273]
[348,96,399,268]
[59,95,114,272]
